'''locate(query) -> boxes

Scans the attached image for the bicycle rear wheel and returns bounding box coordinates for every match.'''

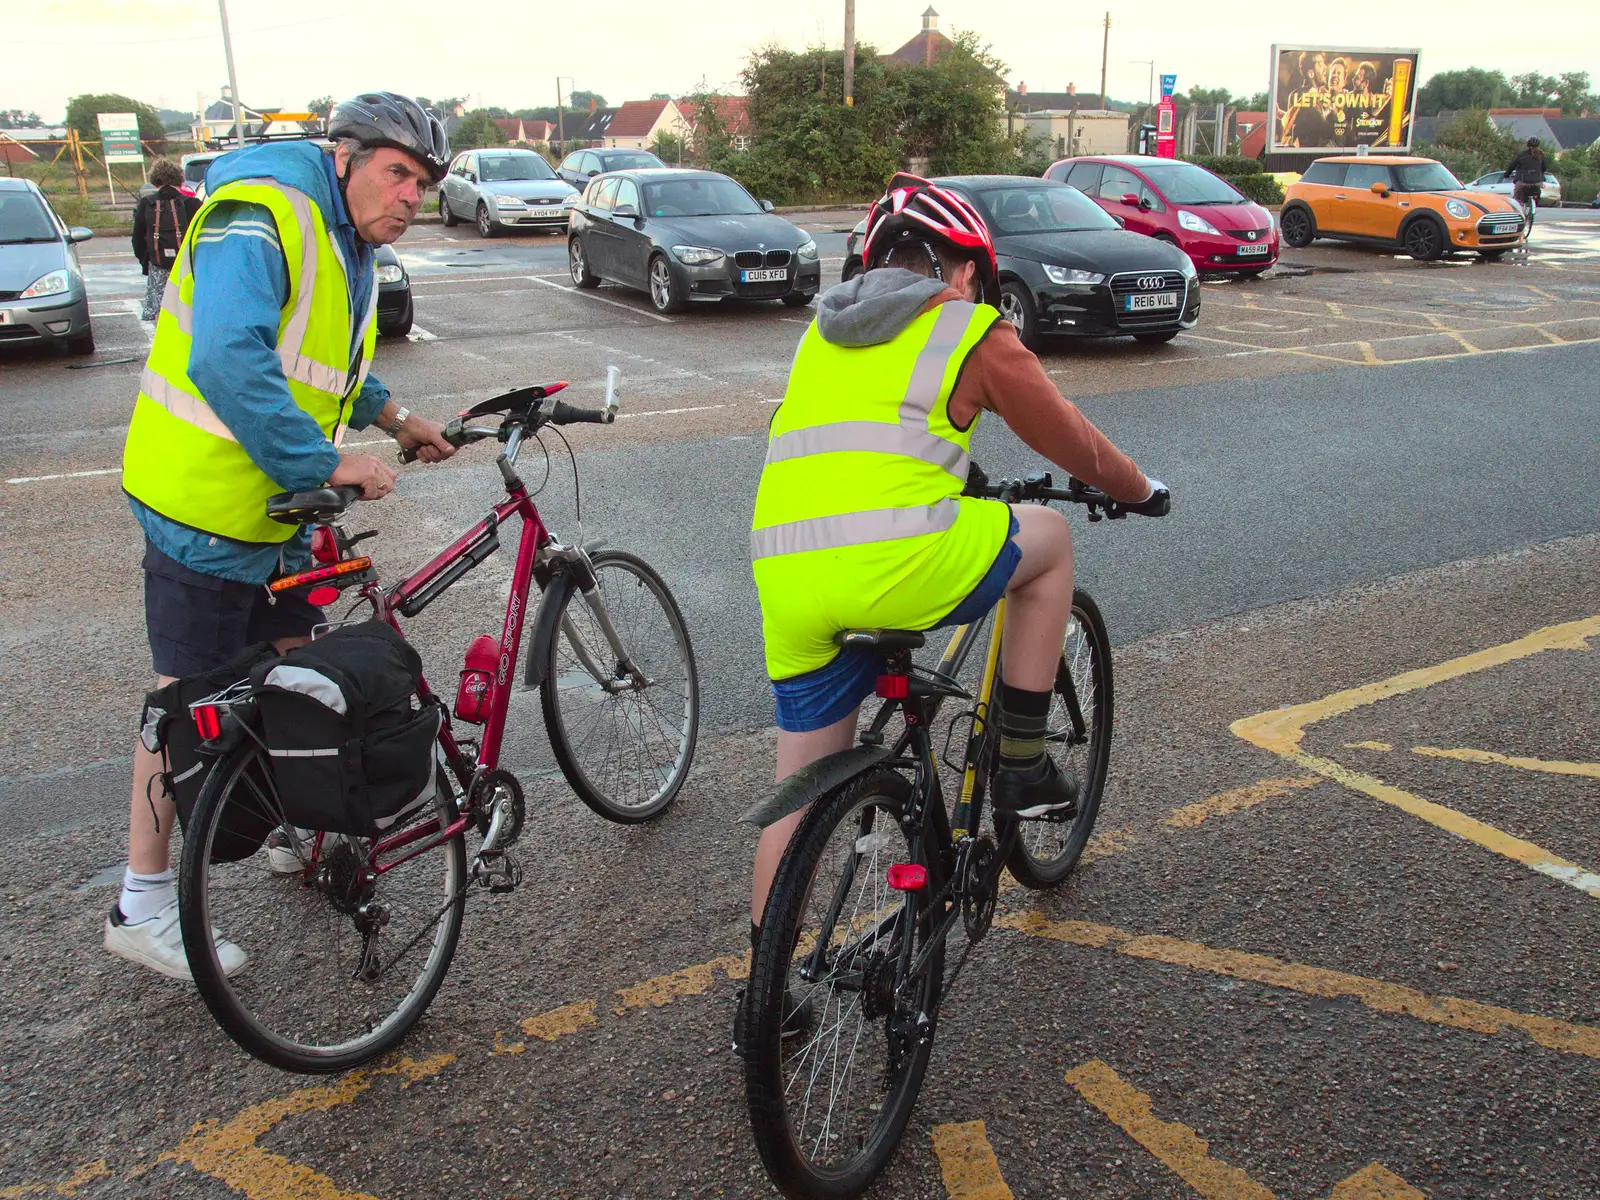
[177,740,467,1073]
[1001,588,1112,888]
[745,769,943,1200]
[539,549,699,823]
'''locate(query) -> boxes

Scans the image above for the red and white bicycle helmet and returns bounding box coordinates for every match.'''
[861,173,999,304]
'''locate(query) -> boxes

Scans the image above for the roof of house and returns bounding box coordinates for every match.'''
[1489,114,1559,146]
[677,95,751,137]
[888,28,953,66]
[0,136,39,163]
[567,108,618,141]
[605,100,672,139]
[1240,125,1268,158]
[492,118,522,139]
[523,119,554,140]
[1008,90,1106,112]
[1545,117,1600,150]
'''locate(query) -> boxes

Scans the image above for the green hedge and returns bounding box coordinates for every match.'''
[1181,154,1263,177]
[1228,173,1284,205]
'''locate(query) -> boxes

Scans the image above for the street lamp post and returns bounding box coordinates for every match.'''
[555,76,574,150]
[1129,59,1155,110]
[217,0,245,146]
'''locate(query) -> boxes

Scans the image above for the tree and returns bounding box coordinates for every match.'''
[513,107,558,122]
[1416,68,1509,116]
[1181,86,1233,110]
[65,93,165,144]
[1416,110,1517,183]
[569,90,606,110]
[1555,71,1593,116]
[307,95,333,118]
[650,130,684,164]
[649,92,672,102]
[1510,72,1559,108]
[1244,91,1269,112]
[894,31,1016,175]
[452,109,506,150]
[0,109,44,129]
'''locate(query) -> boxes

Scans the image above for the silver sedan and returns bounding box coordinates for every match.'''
[439,148,579,238]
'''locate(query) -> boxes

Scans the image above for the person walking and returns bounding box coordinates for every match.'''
[131,158,200,321]
[105,93,457,980]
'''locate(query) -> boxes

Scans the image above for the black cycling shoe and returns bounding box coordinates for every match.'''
[732,986,816,1055]
[990,755,1080,820]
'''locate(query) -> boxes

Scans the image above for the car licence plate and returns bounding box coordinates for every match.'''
[1125,292,1178,311]
[528,206,565,218]
[741,268,788,282]
[1236,242,1270,256]
[0,311,11,325]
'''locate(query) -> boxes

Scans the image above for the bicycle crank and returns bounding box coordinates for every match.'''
[959,835,999,942]
[471,768,525,848]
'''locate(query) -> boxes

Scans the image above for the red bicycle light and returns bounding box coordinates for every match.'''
[875,674,909,700]
[887,863,927,891]
[306,586,339,606]
[269,556,372,593]
[544,381,568,395]
[310,526,338,565]
[192,704,223,740]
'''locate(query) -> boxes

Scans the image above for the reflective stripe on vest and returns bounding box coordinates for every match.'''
[750,498,958,560]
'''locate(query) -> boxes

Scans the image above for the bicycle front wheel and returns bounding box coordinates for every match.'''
[178,741,467,1073]
[539,549,699,823]
[745,768,943,1200]
[1001,588,1113,889]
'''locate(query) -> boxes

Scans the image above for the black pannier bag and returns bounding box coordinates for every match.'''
[140,641,280,862]
[248,620,442,837]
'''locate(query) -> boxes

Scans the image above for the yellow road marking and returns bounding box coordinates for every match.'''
[1412,745,1600,780]
[1324,1162,1428,1199]
[613,951,749,1014]
[1523,285,1559,302]
[999,910,1600,1058]
[1345,741,1393,751]
[525,998,599,1039]
[930,1121,1015,1200]
[1326,301,1345,317]
[1232,616,1600,898]
[1066,1060,1276,1200]
[1355,340,1381,364]
[0,1160,110,1198]
[1163,776,1322,828]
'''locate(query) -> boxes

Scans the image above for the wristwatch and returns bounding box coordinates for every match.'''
[381,406,410,438]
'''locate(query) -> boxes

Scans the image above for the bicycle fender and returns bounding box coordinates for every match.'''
[523,567,574,690]
[739,745,894,829]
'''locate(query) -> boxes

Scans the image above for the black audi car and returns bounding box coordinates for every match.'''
[374,243,412,337]
[567,170,821,314]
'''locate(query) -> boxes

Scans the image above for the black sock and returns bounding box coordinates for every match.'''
[750,921,761,952]
[997,682,1052,771]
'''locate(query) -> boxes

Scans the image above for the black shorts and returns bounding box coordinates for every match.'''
[143,539,323,678]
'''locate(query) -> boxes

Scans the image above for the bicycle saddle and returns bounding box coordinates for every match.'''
[835,629,926,651]
[266,486,361,525]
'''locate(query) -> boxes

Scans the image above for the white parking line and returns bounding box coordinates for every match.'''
[406,326,438,342]
[7,467,122,485]
[527,276,673,323]
[409,272,557,286]
[617,404,726,420]
[89,310,142,319]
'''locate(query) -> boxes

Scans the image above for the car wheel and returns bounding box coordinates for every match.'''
[1401,216,1445,262]
[476,203,497,239]
[569,237,600,288]
[1280,205,1315,248]
[998,281,1038,350]
[840,260,862,282]
[648,254,686,314]
[781,292,813,308]
[439,193,457,227]
[378,296,414,337]
[1134,330,1178,345]
[67,326,95,356]
[1153,233,1179,246]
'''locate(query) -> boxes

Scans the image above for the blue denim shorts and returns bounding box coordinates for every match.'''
[772,516,1022,733]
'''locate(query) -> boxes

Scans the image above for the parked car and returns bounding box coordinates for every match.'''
[0,178,95,355]
[1280,156,1526,261]
[567,169,820,315]
[555,148,667,190]
[842,218,867,280]
[375,244,412,337]
[1465,170,1562,207]
[929,176,1198,348]
[181,151,224,197]
[440,148,578,238]
[1045,155,1279,276]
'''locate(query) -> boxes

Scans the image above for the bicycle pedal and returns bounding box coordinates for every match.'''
[472,848,523,893]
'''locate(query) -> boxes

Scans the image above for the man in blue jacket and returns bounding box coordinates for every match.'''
[107,94,456,978]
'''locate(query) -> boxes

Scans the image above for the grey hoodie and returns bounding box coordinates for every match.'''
[816,268,952,348]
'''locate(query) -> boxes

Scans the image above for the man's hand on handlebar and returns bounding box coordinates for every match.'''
[395,414,458,464]
[329,452,397,501]
[1129,477,1172,518]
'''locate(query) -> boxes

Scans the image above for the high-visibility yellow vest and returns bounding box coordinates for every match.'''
[752,299,1011,680]
[122,177,377,545]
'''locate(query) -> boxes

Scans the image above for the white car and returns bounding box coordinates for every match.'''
[1467,171,1562,207]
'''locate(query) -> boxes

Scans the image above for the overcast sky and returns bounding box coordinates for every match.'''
[9,0,1598,120]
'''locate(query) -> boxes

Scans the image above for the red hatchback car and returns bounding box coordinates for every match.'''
[1044,155,1279,275]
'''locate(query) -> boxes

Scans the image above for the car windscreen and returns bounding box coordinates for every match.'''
[1137,164,1245,205]
[603,153,663,171]
[643,177,760,217]
[1395,163,1463,192]
[967,184,1117,234]
[184,159,214,184]
[478,152,556,182]
[0,192,59,243]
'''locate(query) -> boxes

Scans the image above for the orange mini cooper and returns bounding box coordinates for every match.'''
[1280,156,1526,261]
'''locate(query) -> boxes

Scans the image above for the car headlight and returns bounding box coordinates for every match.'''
[494,194,526,208]
[1177,210,1221,235]
[672,245,724,266]
[562,193,578,207]
[1177,256,1198,279]
[20,269,72,299]
[1445,199,1471,220]
[797,240,819,261]
[1043,265,1104,286]
[376,263,405,284]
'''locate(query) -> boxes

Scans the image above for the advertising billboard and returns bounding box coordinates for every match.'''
[96,112,144,164]
[1268,45,1420,153]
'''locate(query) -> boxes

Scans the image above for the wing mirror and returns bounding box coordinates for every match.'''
[1121,192,1140,206]
[613,204,639,220]
[1370,181,1389,196]
[1112,214,1127,228]
[68,226,94,243]
[463,171,476,183]
[760,199,775,212]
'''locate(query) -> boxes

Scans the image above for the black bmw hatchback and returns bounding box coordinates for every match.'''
[567,170,821,314]
[931,176,1200,347]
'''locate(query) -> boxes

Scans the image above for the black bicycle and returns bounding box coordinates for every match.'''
[741,464,1168,1199]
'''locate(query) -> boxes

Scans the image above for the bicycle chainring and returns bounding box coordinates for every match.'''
[961,835,998,941]
[470,768,525,844]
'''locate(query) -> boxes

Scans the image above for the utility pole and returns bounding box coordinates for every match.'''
[217,0,244,147]
[843,0,856,107]
[555,76,573,150]
[1099,12,1110,108]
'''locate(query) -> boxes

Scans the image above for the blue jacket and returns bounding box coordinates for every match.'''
[130,142,391,583]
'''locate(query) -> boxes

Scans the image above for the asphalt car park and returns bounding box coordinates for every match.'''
[1,207,1598,1200]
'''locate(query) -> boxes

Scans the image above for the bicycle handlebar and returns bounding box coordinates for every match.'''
[397,376,620,464]
[964,462,1170,520]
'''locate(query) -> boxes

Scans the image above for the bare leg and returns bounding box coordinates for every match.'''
[750,708,860,925]
[999,504,1074,691]
[128,675,178,875]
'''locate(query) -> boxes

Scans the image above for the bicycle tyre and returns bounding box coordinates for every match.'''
[1001,588,1113,889]
[745,768,944,1200]
[178,742,467,1074]
[539,549,699,824]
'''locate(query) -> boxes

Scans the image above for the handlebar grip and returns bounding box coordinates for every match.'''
[1124,486,1171,518]
[550,399,614,425]
[397,416,470,463]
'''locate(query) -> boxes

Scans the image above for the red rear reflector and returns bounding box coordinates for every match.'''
[306,586,339,606]
[192,704,222,740]
[875,674,909,699]
[887,863,927,891]
[310,526,338,565]
[268,556,372,593]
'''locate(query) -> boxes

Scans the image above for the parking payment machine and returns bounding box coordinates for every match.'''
[1157,74,1177,159]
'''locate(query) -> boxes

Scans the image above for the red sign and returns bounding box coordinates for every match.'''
[1156,99,1176,159]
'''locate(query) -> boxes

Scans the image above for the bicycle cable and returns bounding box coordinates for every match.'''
[525,427,554,498]
[545,422,583,540]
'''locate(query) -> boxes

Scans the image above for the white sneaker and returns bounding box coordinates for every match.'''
[266,826,314,876]
[104,901,247,981]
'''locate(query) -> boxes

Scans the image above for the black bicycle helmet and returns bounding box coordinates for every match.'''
[1527,136,1540,148]
[327,92,450,182]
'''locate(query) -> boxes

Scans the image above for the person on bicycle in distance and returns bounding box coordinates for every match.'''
[1504,137,1547,232]
[105,93,459,979]
[746,173,1167,976]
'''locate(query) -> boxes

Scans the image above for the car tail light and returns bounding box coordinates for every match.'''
[887,863,927,891]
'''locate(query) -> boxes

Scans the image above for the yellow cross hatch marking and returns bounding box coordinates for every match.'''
[930,1121,1015,1200]
[1412,744,1600,779]
[1163,776,1322,828]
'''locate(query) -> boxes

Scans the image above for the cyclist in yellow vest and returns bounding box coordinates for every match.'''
[746,176,1168,995]
[106,94,458,979]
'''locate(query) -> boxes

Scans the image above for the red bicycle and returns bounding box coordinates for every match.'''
[176,376,699,1072]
